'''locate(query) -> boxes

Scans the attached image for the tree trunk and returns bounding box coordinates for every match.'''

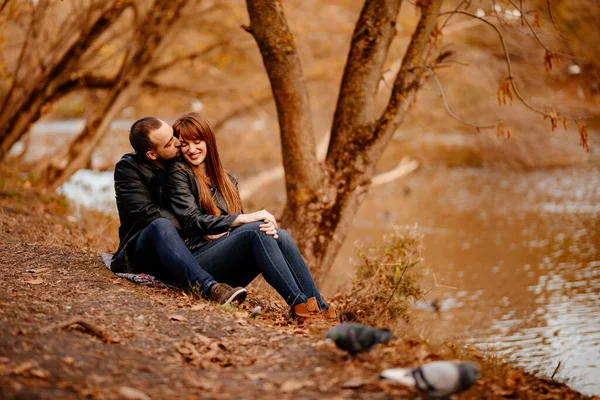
[246,0,442,279]
[0,1,130,160]
[245,0,325,235]
[34,0,188,190]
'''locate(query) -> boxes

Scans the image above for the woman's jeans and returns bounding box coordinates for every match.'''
[133,218,217,296]
[192,222,328,309]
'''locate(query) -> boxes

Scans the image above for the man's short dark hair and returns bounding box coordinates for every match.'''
[129,117,162,153]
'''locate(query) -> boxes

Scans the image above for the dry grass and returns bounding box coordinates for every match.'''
[331,225,425,330]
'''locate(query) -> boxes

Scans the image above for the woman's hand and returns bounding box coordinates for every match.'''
[206,232,227,241]
[233,209,278,227]
[259,220,278,239]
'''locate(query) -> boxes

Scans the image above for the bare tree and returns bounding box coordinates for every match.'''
[244,0,583,278]
[244,0,440,277]
[33,0,189,190]
[0,0,132,160]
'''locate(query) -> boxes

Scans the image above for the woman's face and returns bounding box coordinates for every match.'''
[180,138,207,167]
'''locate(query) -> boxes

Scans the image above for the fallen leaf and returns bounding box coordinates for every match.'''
[62,357,75,366]
[30,368,50,379]
[190,377,222,391]
[491,384,514,397]
[27,268,49,274]
[280,379,308,393]
[190,303,207,311]
[342,377,369,389]
[25,277,44,285]
[245,372,267,382]
[118,386,151,400]
[168,314,188,322]
[12,361,34,375]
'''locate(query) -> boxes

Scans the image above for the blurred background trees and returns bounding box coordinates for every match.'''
[1,0,598,276]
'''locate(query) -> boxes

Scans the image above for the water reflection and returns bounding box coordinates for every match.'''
[331,164,600,396]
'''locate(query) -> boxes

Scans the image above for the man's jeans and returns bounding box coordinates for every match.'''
[133,218,217,295]
[192,222,328,309]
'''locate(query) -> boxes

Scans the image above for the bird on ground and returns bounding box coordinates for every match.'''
[325,322,393,357]
[379,360,480,398]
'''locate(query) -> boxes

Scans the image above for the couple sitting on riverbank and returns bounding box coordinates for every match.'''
[110,112,337,326]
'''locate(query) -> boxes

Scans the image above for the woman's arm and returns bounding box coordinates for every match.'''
[167,167,238,235]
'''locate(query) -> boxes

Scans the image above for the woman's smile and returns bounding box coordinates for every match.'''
[180,139,207,167]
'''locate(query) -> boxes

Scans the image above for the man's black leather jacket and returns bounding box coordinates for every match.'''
[111,152,181,273]
[166,160,240,252]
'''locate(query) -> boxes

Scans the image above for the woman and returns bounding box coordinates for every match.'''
[166,112,337,326]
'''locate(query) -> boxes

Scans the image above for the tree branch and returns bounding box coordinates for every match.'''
[245,0,321,198]
[326,0,402,164]
[148,40,228,75]
[546,0,568,40]
[439,10,548,118]
[377,0,443,131]
[411,65,500,129]
[504,0,564,55]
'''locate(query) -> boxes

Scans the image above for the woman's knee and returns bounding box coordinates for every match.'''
[276,228,292,242]
[237,221,263,232]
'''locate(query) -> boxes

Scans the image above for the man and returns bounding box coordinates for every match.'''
[111,116,246,305]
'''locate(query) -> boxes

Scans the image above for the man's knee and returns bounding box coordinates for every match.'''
[147,218,177,235]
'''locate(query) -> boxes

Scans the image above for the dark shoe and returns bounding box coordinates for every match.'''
[208,283,247,305]
[292,297,324,326]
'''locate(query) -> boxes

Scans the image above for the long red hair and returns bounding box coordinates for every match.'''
[172,112,243,216]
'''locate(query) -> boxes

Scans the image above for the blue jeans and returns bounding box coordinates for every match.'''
[191,221,329,309]
[133,218,217,295]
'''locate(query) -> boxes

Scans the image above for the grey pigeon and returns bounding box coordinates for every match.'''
[325,322,392,356]
[379,360,480,398]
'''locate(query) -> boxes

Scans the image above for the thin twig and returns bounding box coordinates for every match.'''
[546,0,568,40]
[384,264,409,308]
[439,10,548,118]
[148,40,229,76]
[551,360,562,379]
[39,317,118,343]
[505,0,570,56]
[411,65,500,129]
[0,0,9,14]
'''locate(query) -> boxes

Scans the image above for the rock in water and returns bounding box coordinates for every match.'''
[325,322,392,356]
[379,360,480,398]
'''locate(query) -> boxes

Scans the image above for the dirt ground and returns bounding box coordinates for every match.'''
[0,178,596,400]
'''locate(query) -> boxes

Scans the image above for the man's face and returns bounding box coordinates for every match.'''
[147,121,181,163]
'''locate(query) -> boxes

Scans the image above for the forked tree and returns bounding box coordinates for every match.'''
[244,0,589,279]
[0,0,132,161]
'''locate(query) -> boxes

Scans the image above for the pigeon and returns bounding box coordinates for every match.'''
[325,322,393,356]
[379,360,480,398]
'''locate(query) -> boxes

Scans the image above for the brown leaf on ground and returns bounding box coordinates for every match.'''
[491,383,515,397]
[118,386,152,400]
[342,377,369,389]
[12,361,35,375]
[27,268,49,274]
[30,368,50,379]
[280,379,311,392]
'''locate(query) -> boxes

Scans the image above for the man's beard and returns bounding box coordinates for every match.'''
[158,149,181,162]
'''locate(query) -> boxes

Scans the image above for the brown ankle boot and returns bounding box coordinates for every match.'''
[321,305,339,326]
[292,297,322,325]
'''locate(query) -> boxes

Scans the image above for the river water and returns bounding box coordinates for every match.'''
[330,162,600,396]
[26,120,599,396]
